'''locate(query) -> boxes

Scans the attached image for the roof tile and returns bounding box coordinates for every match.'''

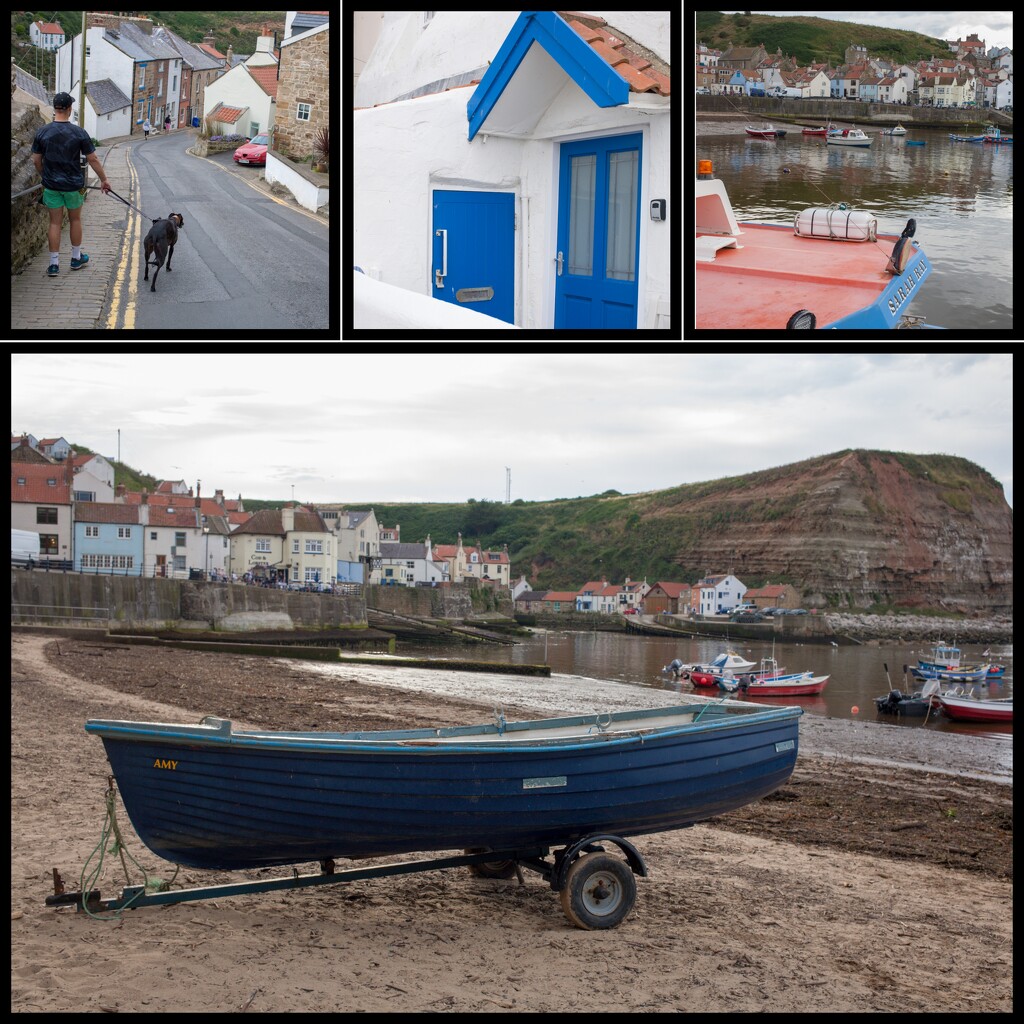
[559,11,670,98]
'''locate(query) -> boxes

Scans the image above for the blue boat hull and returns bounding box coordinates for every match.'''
[86,705,801,870]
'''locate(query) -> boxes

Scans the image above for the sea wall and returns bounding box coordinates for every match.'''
[10,571,365,631]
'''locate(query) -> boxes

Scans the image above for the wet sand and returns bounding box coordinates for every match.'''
[12,635,1013,1012]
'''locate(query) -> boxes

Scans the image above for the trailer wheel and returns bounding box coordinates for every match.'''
[559,853,636,929]
[464,848,517,879]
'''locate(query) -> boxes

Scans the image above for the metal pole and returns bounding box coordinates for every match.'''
[78,12,86,129]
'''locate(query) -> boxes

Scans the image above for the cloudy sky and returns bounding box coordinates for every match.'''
[10,354,1013,508]
[718,11,1013,50]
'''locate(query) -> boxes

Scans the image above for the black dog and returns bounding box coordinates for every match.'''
[143,213,184,292]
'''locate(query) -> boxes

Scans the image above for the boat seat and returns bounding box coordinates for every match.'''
[695,235,740,263]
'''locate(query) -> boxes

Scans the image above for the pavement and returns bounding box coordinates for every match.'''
[12,137,137,331]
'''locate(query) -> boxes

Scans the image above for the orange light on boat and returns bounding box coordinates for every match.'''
[698,160,713,179]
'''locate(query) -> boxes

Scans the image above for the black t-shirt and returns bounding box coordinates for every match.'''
[32,121,96,192]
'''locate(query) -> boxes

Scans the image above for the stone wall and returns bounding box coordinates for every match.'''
[11,571,365,631]
[274,27,329,164]
[11,102,50,274]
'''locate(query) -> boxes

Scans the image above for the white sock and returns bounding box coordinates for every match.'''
[49,252,59,266]
[72,246,81,260]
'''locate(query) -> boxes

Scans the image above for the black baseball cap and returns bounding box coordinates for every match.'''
[52,92,75,110]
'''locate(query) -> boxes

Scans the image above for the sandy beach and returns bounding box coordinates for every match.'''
[12,633,1012,1013]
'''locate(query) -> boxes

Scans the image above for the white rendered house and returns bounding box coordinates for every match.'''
[353,11,672,331]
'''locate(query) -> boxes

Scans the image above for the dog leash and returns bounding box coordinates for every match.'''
[84,184,158,223]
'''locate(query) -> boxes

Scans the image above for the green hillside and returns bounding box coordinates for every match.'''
[697,11,949,66]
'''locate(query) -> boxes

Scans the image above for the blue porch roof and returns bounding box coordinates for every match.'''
[466,11,630,141]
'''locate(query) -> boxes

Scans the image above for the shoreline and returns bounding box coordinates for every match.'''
[12,635,1012,1013]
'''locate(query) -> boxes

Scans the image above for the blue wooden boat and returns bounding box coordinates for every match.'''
[85,703,802,871]
[76,702,801,928]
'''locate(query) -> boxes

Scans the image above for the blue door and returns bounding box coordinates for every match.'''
[554,133,642,329]
[431,190,515,324]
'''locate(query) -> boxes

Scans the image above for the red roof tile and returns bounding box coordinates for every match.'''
[559,12,670,97]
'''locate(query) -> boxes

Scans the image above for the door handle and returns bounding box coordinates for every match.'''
[555,250,564,276]
[434,229,447,288]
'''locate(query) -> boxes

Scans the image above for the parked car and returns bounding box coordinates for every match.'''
[233,134,269,166]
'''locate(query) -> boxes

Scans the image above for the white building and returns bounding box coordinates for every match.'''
[354,10,672,331]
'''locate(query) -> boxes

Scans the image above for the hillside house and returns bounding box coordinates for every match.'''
[354,10,672,330]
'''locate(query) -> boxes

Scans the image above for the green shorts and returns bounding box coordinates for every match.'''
[42,188,85,210]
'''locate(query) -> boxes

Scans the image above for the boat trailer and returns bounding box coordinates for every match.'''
[47,833,650,930]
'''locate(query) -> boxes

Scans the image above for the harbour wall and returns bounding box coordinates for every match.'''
[10,571,365,632]
[697,95,1013,127]
[366,580,513,620]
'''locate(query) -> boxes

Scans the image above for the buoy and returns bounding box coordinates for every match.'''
[851,705,859,715]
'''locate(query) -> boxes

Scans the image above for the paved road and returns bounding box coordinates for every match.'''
[110,133,329,331]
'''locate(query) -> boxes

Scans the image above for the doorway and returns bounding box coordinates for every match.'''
[554,132,642,329]
[431,190,515,324]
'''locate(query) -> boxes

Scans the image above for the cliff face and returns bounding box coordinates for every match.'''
[641,450,1012,613]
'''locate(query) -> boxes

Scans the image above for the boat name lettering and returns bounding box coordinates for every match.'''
[887,260,928,316]
[153,758,178,770]
[774,740,795,753]
[522,775,567,790]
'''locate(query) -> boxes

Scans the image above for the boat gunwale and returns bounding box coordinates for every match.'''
[85,703,802,753]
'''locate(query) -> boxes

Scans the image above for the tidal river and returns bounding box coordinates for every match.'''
[313,629,1013,781]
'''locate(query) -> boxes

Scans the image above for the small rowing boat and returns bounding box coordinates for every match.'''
[85,702,803,871]
[936,694,1012,723]
[745,123,786,139]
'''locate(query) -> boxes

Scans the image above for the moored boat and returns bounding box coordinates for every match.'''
[936,694,1013,723]
[745,123,786,139]
[914,643,992,681]
[84,703,803,871]
[801,125,829,136]
[726,658,830,697]
[826,128,872,147]
[875,676,941,717]
[881,123,907,135]
[696,160,944,330]
[910,664,991,683]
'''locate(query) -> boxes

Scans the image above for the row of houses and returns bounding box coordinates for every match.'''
[514,574,803,616]
[698,36,1013,109]
[11,435,508,588]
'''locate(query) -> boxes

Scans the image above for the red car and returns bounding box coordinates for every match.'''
[233,134,268,166]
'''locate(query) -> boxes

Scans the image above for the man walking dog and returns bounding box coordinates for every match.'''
[31,92,110,278]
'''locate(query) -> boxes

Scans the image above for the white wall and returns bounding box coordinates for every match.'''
[354,85,670,328]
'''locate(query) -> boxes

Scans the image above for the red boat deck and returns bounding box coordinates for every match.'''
[696,223,899,330]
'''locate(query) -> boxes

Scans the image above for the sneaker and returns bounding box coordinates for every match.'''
[70,253,90,270]
[47,264,59,277]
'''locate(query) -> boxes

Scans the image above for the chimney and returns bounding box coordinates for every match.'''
[281,505,295,533]
[115,482,126,500]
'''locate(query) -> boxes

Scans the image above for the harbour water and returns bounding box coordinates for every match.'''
[316,629,1013,779]
[696,118,1013,330]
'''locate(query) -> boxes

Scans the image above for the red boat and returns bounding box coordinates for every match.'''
[937,694,1012,723]
[740,672,829,697]
[744,123,785,139]
[687,670,717,688]
[801,125,828,136]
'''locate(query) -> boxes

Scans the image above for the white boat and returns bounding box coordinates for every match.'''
[826,128,872,147]
[708,651,758,673]
[666,650,756,676]
[881,124,907,136]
